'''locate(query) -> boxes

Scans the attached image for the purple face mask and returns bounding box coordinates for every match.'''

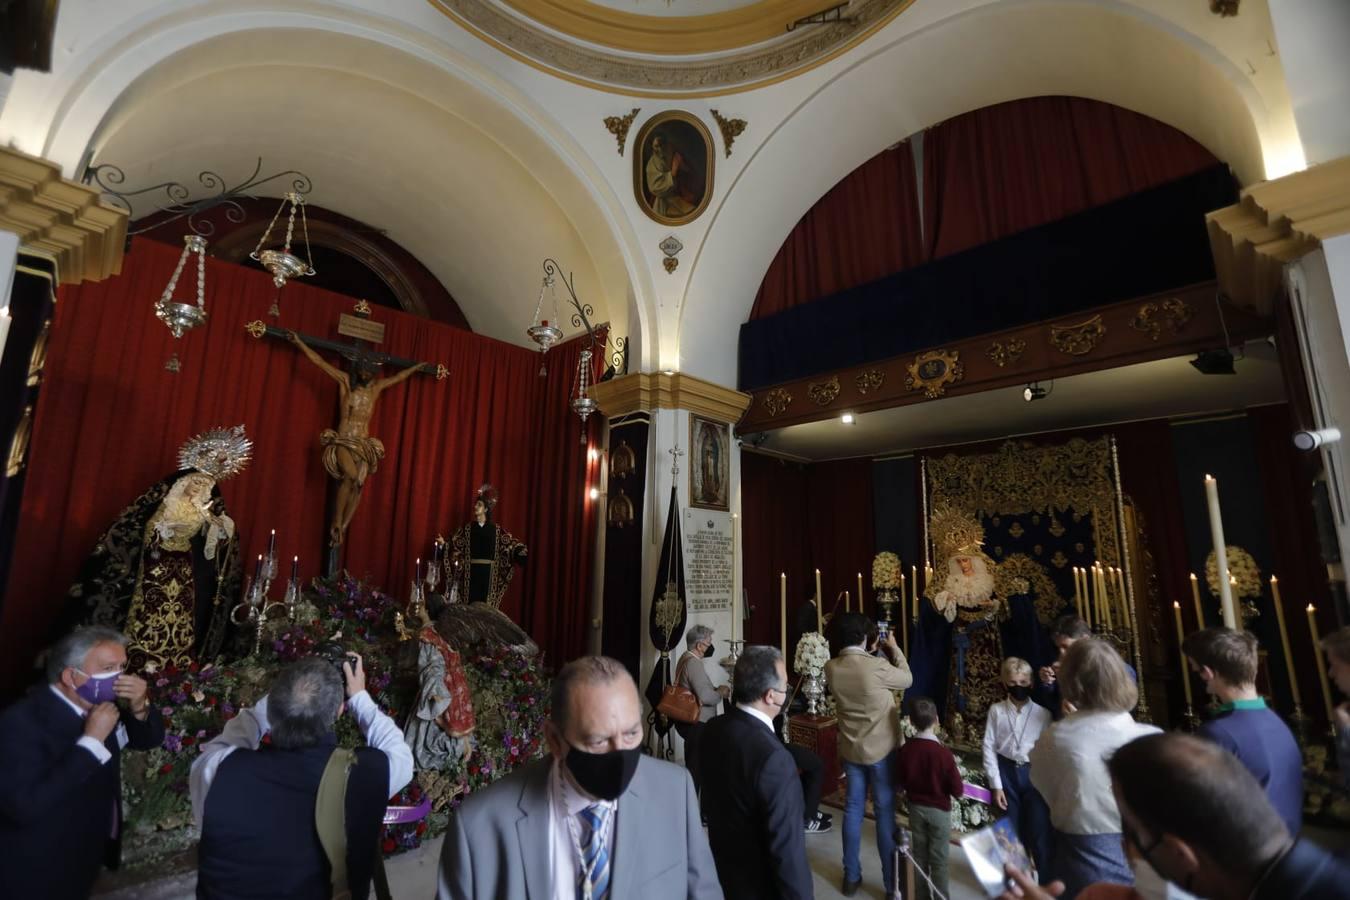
[73,670,120,704]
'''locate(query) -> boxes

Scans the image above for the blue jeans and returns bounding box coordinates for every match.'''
[842,751,897,892]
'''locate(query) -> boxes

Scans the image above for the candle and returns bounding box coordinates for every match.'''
[815,569,823,633]
[1189,573,1204,630]
[1307,604,1336,723]
[1204,475,1237,628]
[857,572,865,616]
[1270,576,1302,706]
[1173,602,1193,707]
[844,590,850,614]
[780,573,787,658]
[415,557,421,583]
[291,555,299,581]
[253,553,263,581]
[911,565,918,617]
[0,306,11,364]
[268,528,277,559]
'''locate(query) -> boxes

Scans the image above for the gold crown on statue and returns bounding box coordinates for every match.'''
[178,425,252,482]
[929,505,985,561]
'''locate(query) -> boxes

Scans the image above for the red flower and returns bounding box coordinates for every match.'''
[381,838,396,854]
[207,697,218,707]
[415,822,427,835]
[159,763,174,775]
[181,736,196,746]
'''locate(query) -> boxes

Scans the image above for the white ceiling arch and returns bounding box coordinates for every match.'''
[4,2,654,354]
[674,0,1298,387]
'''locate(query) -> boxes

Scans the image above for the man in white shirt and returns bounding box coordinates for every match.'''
[982,656,1052,874]
[191,652,413,900]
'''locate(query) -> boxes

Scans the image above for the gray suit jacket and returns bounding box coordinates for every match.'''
[437,755,724,900]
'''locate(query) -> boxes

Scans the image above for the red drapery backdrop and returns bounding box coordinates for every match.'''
[0,238,600,689]
[922,96,1219,260]
[750,142,923,320]
[740,451,875,652]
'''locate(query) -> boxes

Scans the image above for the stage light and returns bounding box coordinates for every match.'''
[1023,383,1047,403]
[588,487,600,500]
[841,413,856,425]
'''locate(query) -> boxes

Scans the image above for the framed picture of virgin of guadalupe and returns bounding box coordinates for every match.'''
[689,414,730,511]
[633,111,714,226]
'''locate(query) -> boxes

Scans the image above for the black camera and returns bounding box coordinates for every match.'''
[313,641,358,680]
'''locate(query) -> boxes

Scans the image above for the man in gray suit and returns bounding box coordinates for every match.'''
[437,655,723,900]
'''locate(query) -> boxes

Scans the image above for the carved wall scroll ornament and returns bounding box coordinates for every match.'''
[604,109,641,155]
[905,349,964,399]
[855,369,884,395]
[610,440,636,480]
[1050,315,1107,356]
[709,110,747,158]
[6,405,33,477]
[1130,298,1193,342]
[986,338,1027,368]
[807,375,840,406]
[763,388,792,417]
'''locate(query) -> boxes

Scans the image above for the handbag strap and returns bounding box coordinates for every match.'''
[672,653,694,686]
[316,747,357,900]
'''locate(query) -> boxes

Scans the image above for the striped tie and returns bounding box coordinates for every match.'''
[578,804,611,900]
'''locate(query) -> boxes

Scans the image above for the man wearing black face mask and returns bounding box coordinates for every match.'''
[697,645,813,899]
[438,655,722,900]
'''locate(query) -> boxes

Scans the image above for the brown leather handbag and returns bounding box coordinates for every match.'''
[655,655,701,724]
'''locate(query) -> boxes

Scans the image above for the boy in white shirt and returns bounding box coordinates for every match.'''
[982,656,1053,875]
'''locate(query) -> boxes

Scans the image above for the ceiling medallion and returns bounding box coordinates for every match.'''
[1130,298,1193,342]
[986,338,1026,368]
[807,375,840,406]
[710,110,747,158]
[1050,315,1107,357]
[427,0,917,95]
[603,108,641,155]
[659,235,683,274]
[905,349,964,400]
[855,369,884,395]
[763,387,792,417]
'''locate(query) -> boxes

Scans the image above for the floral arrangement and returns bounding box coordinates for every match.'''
[1205,545,1261,599]
[793,631,830,677]
[119,573,550,874]
[872,552,901,590]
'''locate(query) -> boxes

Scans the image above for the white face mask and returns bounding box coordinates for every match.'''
[1130,857,1200,900]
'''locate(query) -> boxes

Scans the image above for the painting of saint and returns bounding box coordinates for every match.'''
[690,414,729,511]
[633,111,714,226]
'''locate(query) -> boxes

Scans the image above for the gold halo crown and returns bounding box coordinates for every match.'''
[929,505,986,561]
[177,425,252,482]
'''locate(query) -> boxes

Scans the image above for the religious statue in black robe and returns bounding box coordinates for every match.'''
[446,484,527,609]
[57,426,252,671]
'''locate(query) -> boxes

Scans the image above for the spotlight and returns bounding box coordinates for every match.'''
[841,413,856,425]
[588,487,600,500]
[1190,348,1236,375]
[1023,383,1047,403]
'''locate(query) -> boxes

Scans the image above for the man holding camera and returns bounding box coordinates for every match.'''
[191,649,413,900]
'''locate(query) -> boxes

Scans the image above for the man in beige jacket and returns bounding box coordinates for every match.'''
[824,613,913,897]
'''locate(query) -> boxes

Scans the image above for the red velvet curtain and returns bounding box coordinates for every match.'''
[0,238,600,687]
[750,142,923,320]
[740,451,875,649]
[923,96,1219,260]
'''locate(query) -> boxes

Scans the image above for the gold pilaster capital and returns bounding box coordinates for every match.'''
[590,371,751,424]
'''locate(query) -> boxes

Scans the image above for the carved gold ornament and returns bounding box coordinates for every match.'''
[807,375,840,406]
[245,320,267,339]
[604,108,641,155]
[610,440,636,480]
[1131,298,1193,342]
[763,388,792,417]
[710,109,747,158]
[663,257,678,274]
[1050,315,1106,356]
[986,338,1026,368]
[353,299,372,315]
[905,349,964,399]
[855,369,884,395]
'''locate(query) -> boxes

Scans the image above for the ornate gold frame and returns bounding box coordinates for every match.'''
[632,111,715,227]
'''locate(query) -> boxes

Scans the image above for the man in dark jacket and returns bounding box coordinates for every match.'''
[698,645,813,899]
[0,626,164,900]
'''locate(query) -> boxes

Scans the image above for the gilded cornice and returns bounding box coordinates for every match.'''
[591,371,751,424]
[1207,155,1350,312]
[425,0,916,97]
[0,146,127,285]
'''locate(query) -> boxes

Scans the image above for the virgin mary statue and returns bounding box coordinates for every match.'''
[58,426,252,672]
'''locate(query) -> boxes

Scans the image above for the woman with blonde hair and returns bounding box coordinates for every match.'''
[1029,638,1159,899]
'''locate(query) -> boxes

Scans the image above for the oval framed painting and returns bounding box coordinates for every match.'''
[633,111,714,227]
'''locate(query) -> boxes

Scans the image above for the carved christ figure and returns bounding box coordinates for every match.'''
[288,331,423,545]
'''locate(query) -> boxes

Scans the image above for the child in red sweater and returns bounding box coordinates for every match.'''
[896,698,965,900]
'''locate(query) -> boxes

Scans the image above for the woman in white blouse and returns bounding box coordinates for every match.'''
[1029,638,1159,899]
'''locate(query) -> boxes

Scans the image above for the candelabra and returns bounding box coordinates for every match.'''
[874,588,899,625]
[230,549,289,656]
[1181,704,1201,733]
[719,639,744,679]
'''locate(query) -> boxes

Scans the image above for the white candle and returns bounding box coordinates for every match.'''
[1205,475,1237,628]
[780,573,787,658]
[731,514,739,644]
[857,572,865,616]
[0,306,10,364]
[815,569,823,633]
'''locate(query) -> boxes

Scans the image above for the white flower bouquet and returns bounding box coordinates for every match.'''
[872,551,901,590]
[794,631,830,677]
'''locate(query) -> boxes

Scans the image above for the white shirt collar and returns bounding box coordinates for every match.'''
[48,684,86,719]
[736,703,776,732]
[913,731,941,743]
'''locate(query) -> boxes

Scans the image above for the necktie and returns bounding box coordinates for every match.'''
[577,804,611,900]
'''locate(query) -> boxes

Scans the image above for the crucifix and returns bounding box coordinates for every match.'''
[246,299,447,576]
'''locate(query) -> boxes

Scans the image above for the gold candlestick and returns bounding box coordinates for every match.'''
[1173,601,1193,708]
[1307,604,1336,724]
[1270,576,1302,707]
[1189,573,1204,631]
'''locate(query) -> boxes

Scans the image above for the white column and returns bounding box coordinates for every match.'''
[1269,0,1350,166]
[0,230,18,367]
